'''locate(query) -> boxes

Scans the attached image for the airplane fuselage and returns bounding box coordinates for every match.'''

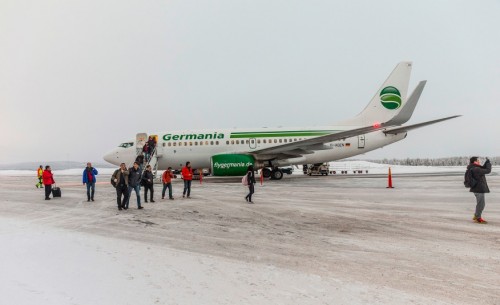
[104,126,407,170]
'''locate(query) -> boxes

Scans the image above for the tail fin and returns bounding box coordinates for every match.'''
[339,62,412,126]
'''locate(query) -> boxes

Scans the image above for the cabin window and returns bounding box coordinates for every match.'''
[216,141,219,145]
[236,140,240,144]
[173,142,177,147]
[189,142,193,146]
[118,142,134,148]
[257,139,261,144]
[195,142,198,146]
[226,141,229,145]
[274,139,277,143]
[245,140,249,144]
[210,141,214,145]
[205,141,209,145]
[168,143,171,147]
[231,140,234,145]
[279,139,282,143]
[284,139,287,143]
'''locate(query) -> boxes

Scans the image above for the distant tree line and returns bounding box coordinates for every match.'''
[365,156,499,167]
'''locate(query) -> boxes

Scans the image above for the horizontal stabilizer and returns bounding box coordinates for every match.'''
[384,115,461,135]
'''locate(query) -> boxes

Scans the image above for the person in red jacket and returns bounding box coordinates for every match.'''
[162,167,175,200]
[42,165,56,200]
[181,161,193,198]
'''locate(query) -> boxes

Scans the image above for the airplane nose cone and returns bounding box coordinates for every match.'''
[103,150,119,165]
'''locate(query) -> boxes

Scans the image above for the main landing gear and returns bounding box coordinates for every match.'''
[262,167,283,180]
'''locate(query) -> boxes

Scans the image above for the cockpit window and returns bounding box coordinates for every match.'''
[118,142,134,148]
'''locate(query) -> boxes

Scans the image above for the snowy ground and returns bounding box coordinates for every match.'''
[1,172,499,305]
[0,161,470,177]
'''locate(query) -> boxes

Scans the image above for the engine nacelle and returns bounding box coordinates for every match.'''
[210,154,255,176]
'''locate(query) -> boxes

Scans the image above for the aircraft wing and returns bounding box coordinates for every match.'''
[383,115,461,135]
[250,124,385,158]
[250,114,461,160]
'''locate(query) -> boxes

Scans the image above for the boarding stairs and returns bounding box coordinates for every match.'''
[135,133,161,178]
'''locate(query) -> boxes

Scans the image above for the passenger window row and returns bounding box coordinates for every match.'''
[162,138,304,147]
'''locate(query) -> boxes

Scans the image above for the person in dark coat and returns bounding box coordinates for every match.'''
[42,165,55,200]
[142,164,155,203]
[467,157,492,223]
[147,136,156,156]
[135,153,145,171]
[245,165,256,203]
[143,143,150,162]
[111,163,129,210]
[82,162,98,202]
[127,162,144,209]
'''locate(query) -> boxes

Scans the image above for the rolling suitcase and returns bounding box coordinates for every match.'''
[52,185,61,198]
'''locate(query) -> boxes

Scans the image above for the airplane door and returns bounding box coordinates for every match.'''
[358,135,365,149]
[136,133,148,155]
[249,138,257,149]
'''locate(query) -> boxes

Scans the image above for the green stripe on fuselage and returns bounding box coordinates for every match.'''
[229,130,337,138]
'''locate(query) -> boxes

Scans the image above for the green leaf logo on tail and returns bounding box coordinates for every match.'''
[380,86,402,110]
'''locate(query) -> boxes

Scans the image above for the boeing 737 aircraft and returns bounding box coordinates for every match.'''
[103,62,459,179]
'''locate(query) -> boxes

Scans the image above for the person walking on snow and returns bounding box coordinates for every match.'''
[42,165,55,200]
[162,167,175,200]
[111,163,129,210]
[82,162,98,202]
[142,164,155,203]
[127,162,144,209]
[182,161,193,198]
[467,157,492,224]
[36,165,44,189]
[245,165,256,204]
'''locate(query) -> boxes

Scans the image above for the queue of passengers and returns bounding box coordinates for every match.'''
[110,161,194,211]
[39,160,194,210]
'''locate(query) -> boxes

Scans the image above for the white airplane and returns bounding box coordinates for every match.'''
[103,62,459,180]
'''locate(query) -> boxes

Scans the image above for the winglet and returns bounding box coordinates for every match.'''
[386,80,426,126]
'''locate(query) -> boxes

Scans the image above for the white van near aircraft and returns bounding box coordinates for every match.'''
[103,62,459,180]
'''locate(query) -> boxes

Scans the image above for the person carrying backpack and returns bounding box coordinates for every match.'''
[244,165,256,204]
[466,157,492,224]
[111,163,129,210]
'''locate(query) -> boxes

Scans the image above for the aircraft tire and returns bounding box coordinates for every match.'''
[271,169,283,180]
[262,168,272,178]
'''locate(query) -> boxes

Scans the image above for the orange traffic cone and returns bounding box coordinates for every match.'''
[387,167,394,188]
[199,168,203,184]
[260,169,264,185]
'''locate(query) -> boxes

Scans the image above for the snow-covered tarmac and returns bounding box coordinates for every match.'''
[1,172,499,305]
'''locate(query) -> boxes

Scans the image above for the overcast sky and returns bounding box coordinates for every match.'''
[1,0,499,164]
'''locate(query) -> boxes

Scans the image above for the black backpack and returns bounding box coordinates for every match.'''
[464,168,478,188]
